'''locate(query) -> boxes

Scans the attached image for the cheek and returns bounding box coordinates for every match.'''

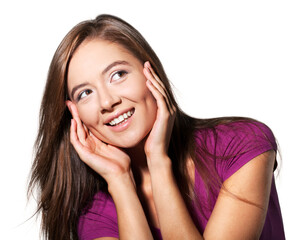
[76,103,99,126]
[127,76,155,101]
[133,77,157,109]
[136,82,158,122]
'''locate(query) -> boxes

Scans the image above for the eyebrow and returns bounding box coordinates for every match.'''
[101,60,130,75]
[70,82,89,101]
[70,60,130,100]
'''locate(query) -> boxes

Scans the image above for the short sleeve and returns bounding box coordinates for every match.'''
[215,121,277,181]
[78,191,119,240]
[193,120,284,239]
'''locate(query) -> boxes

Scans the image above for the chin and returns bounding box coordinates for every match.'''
[116,137,145,149]
[111,130,149,149]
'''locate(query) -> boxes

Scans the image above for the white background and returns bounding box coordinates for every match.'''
[0,0,302,239]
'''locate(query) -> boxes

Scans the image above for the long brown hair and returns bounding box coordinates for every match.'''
[28,14,271,239]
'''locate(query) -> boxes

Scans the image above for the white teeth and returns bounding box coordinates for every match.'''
[109,109,134,126]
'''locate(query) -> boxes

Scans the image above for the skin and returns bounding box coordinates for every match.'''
[66,39,275,240]
[67,40,158,149]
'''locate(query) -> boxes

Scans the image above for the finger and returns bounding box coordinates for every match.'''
[146,78,176,116]
[146,80,170,117]
[66,100,80,119]
[145,62,174,108]
[89,130,105,146]
[88,131,108,154]
[145,74,176,116]
[70,119,83,151]
[143,64,166,97]
[144,61,165,88]
[144,62,176,115]
[83,123,89,135]
[70,119,99,166]
[68,102,87,142]
[70,119,77,143]
[144,66,170,106]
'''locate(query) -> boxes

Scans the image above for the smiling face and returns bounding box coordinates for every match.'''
[67,39,157,148]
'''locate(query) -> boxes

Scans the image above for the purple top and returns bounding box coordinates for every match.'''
[78,121,285,239]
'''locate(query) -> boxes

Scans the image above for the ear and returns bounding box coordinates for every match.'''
[65,100,79,119]
[65,100,73,113]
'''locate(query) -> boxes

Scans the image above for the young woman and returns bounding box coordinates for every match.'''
[28,14,285,240]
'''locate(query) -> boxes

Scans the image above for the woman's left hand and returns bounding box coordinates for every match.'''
[143,61,176,167]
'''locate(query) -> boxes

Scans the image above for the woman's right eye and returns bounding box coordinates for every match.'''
[77,89,92,101]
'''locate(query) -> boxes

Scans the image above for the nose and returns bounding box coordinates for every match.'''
[98,86,121,113]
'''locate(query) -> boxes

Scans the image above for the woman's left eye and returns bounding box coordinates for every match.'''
[111,70,128,82]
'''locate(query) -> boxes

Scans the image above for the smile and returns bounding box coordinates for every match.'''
[108,109,135,126]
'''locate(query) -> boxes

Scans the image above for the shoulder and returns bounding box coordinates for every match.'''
[78,191,119,240]
[194,119,276,152]
[193,119,277,181]
[218,120,275,142]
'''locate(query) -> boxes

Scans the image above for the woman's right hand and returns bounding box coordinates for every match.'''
[67,101,153,239]
[66,101,133,185]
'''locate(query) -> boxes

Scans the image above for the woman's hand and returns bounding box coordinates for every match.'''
[143,61,176,167]
[66,101,133,185]
[66,102,154,239]
[142,62,202,239]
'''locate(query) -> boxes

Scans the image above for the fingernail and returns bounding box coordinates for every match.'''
[146,61,151,68]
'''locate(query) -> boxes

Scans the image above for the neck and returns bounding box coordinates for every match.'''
[124,138,149,186]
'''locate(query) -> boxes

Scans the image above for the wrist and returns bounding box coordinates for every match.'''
[147,154,172,170]
[148,156,174,181]
[107,172,136,195]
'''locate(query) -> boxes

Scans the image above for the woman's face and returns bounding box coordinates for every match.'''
[67,39,157,148]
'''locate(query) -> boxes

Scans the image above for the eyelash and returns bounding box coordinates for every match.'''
[111,70,128,82]
[76,70,128,101]
[77,89,92,101]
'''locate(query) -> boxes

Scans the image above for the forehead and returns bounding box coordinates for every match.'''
[70,39,135,69]
[67,39,141,85]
